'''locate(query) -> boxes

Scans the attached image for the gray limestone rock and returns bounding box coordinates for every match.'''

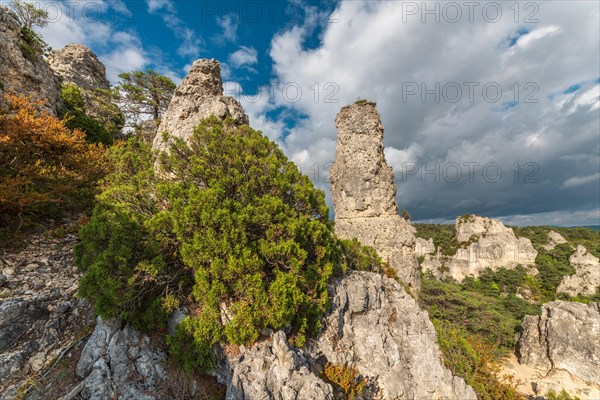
[517,301,600,385]
[330,101,420,291]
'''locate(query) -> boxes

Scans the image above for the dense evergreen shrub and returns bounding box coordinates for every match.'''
[75,117,348,370]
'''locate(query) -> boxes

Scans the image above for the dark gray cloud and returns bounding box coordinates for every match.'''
[241,0,599,226]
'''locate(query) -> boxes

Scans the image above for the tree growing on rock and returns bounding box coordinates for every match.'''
[8,0,48,30]
[8,0,50,58]
[115,69,176,127]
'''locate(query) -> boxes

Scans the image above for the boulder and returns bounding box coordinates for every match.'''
[75,317,167,400]
[557,245,600,296]
[152,59,248,152]
[330,101,420,291]
[516,301,600,385]
[47,43,123,136]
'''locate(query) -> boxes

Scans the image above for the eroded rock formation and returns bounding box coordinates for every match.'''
[330,101,420,290]
[48,43,123,136]
[152,59,248,152]
[310,271,477,399]
[421,215,538,281]
[218,331,334,400]
[557,245,600,296]
[545,230,567,250]
[47,44,110,92]
[517,301,600,385]
[0,7,61,114]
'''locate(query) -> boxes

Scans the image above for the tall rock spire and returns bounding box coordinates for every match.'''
[331,100,420,291]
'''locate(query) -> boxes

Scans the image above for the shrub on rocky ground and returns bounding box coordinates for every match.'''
[75,117,375,371]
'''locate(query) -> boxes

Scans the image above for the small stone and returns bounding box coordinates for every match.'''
[56,302,71,314]
[24,263,37,271]
[3,268,15,276]
[0,274,6,287]
[29,353,46,372]
[32,280,44,290]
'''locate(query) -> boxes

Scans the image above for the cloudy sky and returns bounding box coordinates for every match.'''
[27,0,600,226]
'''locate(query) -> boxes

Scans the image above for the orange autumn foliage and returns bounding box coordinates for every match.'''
[0,93,107,229]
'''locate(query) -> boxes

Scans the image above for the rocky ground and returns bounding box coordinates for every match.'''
[0,221,94,399]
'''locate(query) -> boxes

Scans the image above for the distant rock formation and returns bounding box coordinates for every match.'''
[557,245,600,296]
[330,101,420,291]
[310,271,476,399]
[48,44,123,136]
[545,230,567,250]
[517,301,600,387]
[0,7,61,114]
[47,44,110,92]
[421,215,538,281]
[152,59,248,152]
[218,331,334,399]
[415,237,436,255]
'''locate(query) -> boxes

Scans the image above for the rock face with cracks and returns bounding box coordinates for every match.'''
[310,271,477,400]
[152,59,248,152]
[74,317,167,400]
[330,101,420,291]
[517,301,600,385]
[217,331,334,400]
[47,44,110,93]
[0,7,61,114]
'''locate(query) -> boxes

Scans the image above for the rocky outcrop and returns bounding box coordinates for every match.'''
[421,215,538,281]
[310,271,476,399]
[545,230,567,250]
[72,317,167,400]
[218,331,334,400]
[516,301,600,385]
[557,245,600,296]
[48,43,123,136]
[153,59,248,152]
[415,237,436,256]
[501,353,600,400]
[330,101,420,291]
[0,7,61,114]
[47,44,110,92]
[0,230,93,398]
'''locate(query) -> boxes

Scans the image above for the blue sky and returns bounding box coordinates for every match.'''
[29,0,600,226]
